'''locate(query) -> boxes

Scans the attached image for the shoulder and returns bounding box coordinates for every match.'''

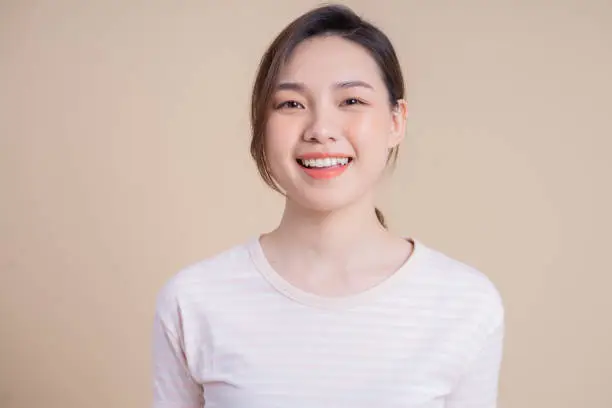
[418,242,503,300]
[414,240,505,329]
[154,238,256,319]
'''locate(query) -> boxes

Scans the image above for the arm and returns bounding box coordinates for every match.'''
[151,288,204,408]
[445,320,505,408]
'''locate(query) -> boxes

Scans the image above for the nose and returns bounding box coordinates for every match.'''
[302,107,338,144]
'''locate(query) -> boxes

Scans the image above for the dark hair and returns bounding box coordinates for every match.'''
[249,4,405,228]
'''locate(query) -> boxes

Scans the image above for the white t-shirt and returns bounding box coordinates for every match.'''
[152,237,505,408]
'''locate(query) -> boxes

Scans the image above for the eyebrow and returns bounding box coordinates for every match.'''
[275,80,375,92]
[336,80,374,90]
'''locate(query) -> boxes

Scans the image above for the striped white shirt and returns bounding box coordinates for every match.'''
[152,237,505,408]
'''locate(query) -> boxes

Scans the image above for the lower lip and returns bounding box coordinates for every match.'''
[300,163,350,179]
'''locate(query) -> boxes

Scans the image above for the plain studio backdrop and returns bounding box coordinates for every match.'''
[1,1,611,407]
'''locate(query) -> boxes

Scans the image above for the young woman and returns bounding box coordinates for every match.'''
[152,5,505,408]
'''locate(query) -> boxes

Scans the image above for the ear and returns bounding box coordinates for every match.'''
[387,99,408,148]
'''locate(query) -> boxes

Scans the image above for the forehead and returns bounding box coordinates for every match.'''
[278,35,384,87]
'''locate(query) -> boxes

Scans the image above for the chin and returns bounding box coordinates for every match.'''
[272,165,380,214]
[298,198,350,214]
[286,185,365,214]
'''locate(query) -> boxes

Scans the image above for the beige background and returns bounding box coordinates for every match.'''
[1,1,611,407]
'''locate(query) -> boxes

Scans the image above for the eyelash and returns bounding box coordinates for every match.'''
[275,100,304,110]
[274,98,367,110]
[341,98,366,106]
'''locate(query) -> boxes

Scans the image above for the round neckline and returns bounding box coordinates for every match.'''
[247,235,428,310]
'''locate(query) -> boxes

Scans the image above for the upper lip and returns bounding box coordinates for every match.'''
[297,152,353,159]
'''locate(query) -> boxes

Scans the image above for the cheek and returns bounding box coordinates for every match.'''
[264,115,304,174]
[265,117,293,154]
[346,113,392,156]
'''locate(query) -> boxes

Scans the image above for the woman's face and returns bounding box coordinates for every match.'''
[265,35,407,212]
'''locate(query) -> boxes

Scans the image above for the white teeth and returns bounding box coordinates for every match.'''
[299,157,350,168]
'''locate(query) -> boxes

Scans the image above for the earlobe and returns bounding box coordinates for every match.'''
[388,99,408,148]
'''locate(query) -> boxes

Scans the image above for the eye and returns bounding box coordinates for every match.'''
[341,98,366,106]
[275,100,305,110]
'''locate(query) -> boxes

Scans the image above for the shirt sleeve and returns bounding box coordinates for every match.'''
[445,319,505,408]
[151,285,204,408]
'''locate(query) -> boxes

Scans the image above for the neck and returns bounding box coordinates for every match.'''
[267,196,390,264]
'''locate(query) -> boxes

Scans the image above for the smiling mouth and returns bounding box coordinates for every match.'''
[296,157,353,168]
